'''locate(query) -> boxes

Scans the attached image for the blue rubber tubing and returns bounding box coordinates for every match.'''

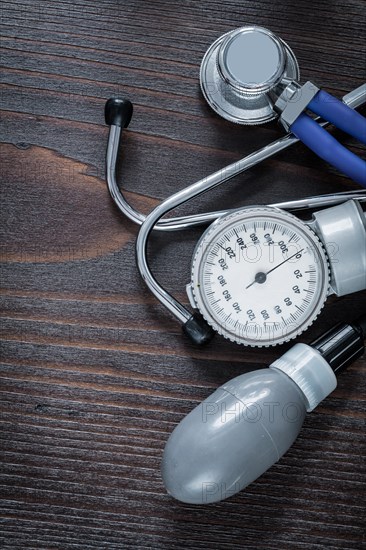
[308,90,366,145]
[290,113,366,187]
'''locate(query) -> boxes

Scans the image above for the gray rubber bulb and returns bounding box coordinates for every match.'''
[162,365,308,504]
[161,319,366,505]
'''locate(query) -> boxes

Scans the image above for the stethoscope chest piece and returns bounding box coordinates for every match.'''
[200,25,300,124]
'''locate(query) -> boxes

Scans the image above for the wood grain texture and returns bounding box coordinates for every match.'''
[0,1,365,549]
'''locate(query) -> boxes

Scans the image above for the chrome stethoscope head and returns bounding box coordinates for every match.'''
[200,25,366,187]
[200,25,300,125]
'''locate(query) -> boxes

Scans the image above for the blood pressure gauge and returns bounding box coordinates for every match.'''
[186,201,366,347]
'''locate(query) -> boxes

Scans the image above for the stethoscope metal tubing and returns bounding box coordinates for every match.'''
[134,85,366,326]
[106,84,366,327]
[106,84,366,233]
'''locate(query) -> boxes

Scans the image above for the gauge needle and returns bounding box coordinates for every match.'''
[245,248,304,289]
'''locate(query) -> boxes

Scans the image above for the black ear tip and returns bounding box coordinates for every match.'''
[105,98,133,128]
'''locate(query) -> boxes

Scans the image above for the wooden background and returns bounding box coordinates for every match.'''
[1,1,365,548]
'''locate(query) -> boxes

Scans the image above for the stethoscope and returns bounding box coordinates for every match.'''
[103,26,366,503]
[105,25,366,348]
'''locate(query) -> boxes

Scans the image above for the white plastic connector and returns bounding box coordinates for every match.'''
[270,343,337,412]
[309,200,366,297]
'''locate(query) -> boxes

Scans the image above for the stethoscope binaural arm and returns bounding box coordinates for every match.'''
[105,85,366,233]
[104,85,366,344]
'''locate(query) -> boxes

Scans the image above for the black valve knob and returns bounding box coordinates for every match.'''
[311,314,366,375]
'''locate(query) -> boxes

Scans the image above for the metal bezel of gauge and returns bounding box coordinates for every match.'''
[187,206,330,347]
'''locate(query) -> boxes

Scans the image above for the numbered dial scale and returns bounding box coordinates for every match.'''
[187,206,330,347]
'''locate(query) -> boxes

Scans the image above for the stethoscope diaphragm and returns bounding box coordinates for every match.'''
[200,25,300,125]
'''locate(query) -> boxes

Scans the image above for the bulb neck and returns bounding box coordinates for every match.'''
[270,344,337,412]
[270,316,366,412]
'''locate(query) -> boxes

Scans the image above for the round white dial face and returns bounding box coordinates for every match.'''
[190,207,329,347]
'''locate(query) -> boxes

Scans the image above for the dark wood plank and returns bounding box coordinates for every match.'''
[1,1,365,549]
